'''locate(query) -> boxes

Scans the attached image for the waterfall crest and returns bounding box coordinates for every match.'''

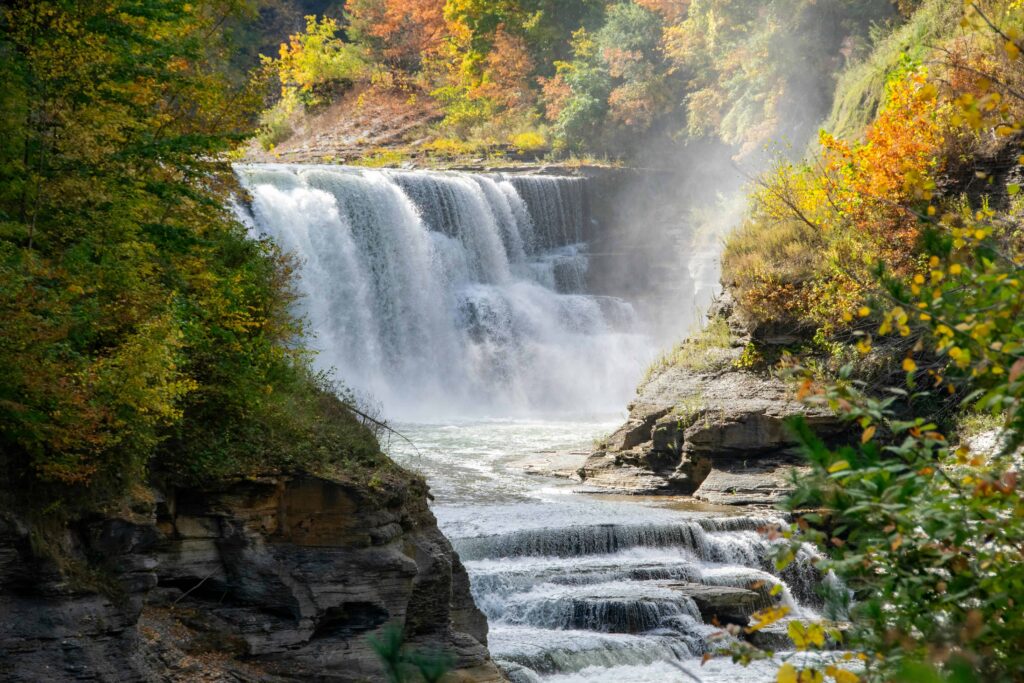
[235,164,649,420]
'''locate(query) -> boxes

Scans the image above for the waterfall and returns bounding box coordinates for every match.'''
[235,164,649,420]
[458,516,824,680]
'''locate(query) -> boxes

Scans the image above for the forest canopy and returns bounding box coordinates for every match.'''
[254,0,904,160]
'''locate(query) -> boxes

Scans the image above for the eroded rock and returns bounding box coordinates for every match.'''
[579,293,846,502]
[0,475,505,682]
[669,582,765,627]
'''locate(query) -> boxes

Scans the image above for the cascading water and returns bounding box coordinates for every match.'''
[236,163,839,681]
[387,422,838,683]
[235,164,649,420]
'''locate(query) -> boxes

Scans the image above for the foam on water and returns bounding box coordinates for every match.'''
[236,162,835,680]
[235,164,650,420]
[387,421,833,681]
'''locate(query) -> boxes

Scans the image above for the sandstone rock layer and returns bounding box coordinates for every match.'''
[580,294,846,503]
[0,475,504,682]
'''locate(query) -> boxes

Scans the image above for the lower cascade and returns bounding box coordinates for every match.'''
[389,422,837,683]
[235,164,650,420]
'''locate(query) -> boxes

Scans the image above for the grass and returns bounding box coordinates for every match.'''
[721,215,825,326]
[823,0,960,141]
[956,410,1005,441]
[351,148,411,168]
[645,316,734,380]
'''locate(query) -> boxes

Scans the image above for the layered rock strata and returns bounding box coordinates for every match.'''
[579,294,846,503]
[0,475,504,682]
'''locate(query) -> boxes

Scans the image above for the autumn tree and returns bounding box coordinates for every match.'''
[721,2,1024,680]
[0,0,381,519]
[347,0,447,70]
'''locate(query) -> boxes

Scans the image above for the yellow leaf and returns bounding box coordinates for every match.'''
[778,664,798,683]
[827,666,860,683]
[828,460,850,473]
[861,426,876,443]
[789,621,809,649]
[903,358,917,373]
[800,669,824,683]
[748,605,791,632]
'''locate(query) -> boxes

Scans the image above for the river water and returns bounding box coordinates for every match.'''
[389,420,829,683]
[236,164,833,681]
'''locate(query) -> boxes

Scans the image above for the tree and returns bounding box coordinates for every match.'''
[0,0,381,519]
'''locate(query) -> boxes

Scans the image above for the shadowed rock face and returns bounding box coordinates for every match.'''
[579,293,848,503]
[0,475,504,682]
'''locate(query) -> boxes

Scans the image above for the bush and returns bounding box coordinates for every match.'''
[257,94,298,150]
[509,131,547,153]
[727,3,1024,681]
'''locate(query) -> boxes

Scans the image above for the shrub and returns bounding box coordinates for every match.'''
[509,131,547,153]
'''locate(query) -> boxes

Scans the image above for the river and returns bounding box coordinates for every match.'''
[388,419,829,683]
[236,164,832,681]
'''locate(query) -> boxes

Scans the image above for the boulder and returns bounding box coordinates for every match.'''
[669,583,766,627]
[694,461,807,506]
[579,293,846,502]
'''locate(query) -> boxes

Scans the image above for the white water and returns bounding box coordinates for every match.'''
[235,164,651,421]
[237,164,835,681]
[389,421,834,683]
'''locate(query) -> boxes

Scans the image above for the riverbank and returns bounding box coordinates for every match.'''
[0,471,504,682]
[562,294,847,504]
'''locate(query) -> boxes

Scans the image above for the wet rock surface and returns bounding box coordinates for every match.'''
[0,475,504,682]
[669,583,765,627]
[579,293,846,502]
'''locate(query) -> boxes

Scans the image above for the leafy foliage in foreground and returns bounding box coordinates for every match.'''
[720,1,1024,681]
[0,0,386,520]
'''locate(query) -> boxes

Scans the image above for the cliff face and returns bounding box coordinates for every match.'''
[0,474,503,682]
[579,294,848,504]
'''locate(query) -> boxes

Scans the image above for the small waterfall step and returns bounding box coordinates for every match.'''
[453,518,777,563]
[493,582,705,633]
[489,626,707,677]
[453,516,826,681]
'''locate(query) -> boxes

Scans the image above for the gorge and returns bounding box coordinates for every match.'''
[5,1,1020,680]
[238,164,837,681]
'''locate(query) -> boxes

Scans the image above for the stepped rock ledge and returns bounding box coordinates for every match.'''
[0,474,505,682]
[578,292,847,504]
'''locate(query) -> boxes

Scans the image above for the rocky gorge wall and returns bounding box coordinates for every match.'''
[578,294,849,505]
[0,474,504,682]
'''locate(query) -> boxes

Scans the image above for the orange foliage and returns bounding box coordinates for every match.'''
[818,72,950,271]
[609,81,659,127]
[634,0,690,23]
[539,73,571,121]
[472,27,535,109]
[728,71,954,329]
[348,0,446,67]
